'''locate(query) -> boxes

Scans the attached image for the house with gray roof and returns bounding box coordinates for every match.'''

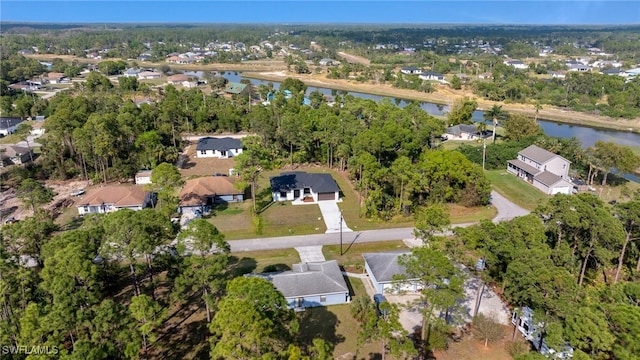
[400,66,423,75]
[195,137,243,159]
[363,252,421,294]
[270,171,341,202]
[252,260,350,310]
[507,145,573,195]
[443,124,484,140]
[0,117,25,136]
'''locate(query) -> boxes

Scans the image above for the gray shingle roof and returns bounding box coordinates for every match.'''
[446,124,478,136]
[363,251,414,283]
[507,159,541,176]
[534,171,565,186]
[195,137,242,152]
[254,261,348,297]
[269,172,340,194]
[518,145,565,164]
[0,117,25,130]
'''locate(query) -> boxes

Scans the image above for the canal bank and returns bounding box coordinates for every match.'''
[242,71,640,134]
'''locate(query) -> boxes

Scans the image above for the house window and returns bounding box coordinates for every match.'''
[220,150,227,157]
[303,188,311,195]
[294,189,300,198]
[200,150,206,155]
[320,296,326,303]
[280,191,287,198]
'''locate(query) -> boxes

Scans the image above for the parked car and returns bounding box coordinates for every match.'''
[71,189,86,196]
[373,293,389,316]
[4,216,17,224]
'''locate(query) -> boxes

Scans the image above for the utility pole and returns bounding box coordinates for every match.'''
[339,210,343,256]
[482,137,487,171]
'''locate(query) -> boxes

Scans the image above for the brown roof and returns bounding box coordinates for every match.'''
[0,145,31,158]
[167,74,188,82]
[77,185,149,207]
[47,72,64,79]
[180,176,241,206]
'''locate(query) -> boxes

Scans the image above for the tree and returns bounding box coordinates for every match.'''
[612,201,640,283]
[591,141,639,186]
[209,277,298,359]
[149,162,184,216]
[447,97,477,126]
[397,247,465,350]
[534,102,543,122]
[16,178,53,215]
[234,136,274,212]
[129,294,166,356]
[413,204,451,244]
[281,77,308,94]
[483,105,507,143]
[174,219,229,322]
[473,312,505,348]
[503,113,541,141]
[450,75,462,90]
[118,76,138,91]
[14,123,34,163]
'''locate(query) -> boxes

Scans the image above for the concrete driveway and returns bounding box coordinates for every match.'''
[490,190,530,223]
[317,201,353,234]
[295,246,325,262]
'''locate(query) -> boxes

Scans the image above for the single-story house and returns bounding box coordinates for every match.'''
[30,121,46,136]
[167,74,188,85]
[0,117,26,136]
[0,145,33,167]
[507,145,573,195]
[195,137,243,159]
[46,72,66,84]
[270,171,340,202]
[400,66,423,75]
[179,176,244,215]
[9,81,41,92]
[504,60,527,69]
[223,82,248,95]
[138,71,162,79]
[252,261,350,310]
[419,71,445,82]
[363,252,421,294]
[134,170,152,185]
[319,58,338,66]
[443,124,480,140]
[123,68,141,77]
[76,185,153,215]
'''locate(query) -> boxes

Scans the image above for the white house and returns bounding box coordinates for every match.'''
[195,137,243,159]
[443,124,482,140]
[0,117,25,136]
[400,66,423,75]
[134,170,152,185]
[30,120,46,136]
[270,171,341,202]
[507,145,573,195]
[251,261,350,310]
[419,71,445,82]
[363,252,422,294]
[137,71,162,79]
[504,60,528,69]
[76,186,153,215]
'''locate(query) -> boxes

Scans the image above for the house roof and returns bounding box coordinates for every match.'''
[269,172,340,194]
[76,185,149,207]
[534,171,566,187]
[507,159,541,176]
[0,144,31,158]
[363,251,414,283]
[180,176,242,206]
[135,170,152,178]
[224,82,247,94]
[421,71,444,78]
[518,145,569,164]
[401,66,421,71]
[47,72,64,79]
[446,124,478,135]
[0,117,25,130]
[195,137,242,152]
[138,71,161,77]
[167,74,188,82]
[254,261,349,298]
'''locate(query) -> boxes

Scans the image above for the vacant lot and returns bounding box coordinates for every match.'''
[178,141,237,177]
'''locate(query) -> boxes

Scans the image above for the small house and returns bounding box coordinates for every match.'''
[400,66,423,75]
[419,71,445,82]
[76,186,153,215]
[135,170,153,185]
[270,171,340,202]
[195,137,243,159]
[0,145,33,167]
[179,176,244,215]
[363,252,422,294]
[443,124,481,140]
[252,261,350,310]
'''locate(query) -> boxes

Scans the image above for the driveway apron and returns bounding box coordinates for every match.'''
[317,201,353,234]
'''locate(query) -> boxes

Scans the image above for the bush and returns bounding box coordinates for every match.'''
[507,338,531,357]
[472,312,505,347]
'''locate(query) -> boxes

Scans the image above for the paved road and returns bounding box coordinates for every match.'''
[229,190,530,252]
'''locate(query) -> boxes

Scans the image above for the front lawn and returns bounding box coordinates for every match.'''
[323,240,409,273]
[485,169,549,211]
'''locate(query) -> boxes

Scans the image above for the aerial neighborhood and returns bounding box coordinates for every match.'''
[1,20,640,360]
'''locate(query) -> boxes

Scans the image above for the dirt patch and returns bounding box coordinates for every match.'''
[0,179,91,223]
[178,142,238,178]
[432,327,516,360]
[337,52,371,65]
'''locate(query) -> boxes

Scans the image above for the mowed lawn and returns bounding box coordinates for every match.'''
[485,169,549,211]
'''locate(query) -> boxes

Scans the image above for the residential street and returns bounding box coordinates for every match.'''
[229,190,530,252]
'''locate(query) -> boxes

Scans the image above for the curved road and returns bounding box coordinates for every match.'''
[229,190,530,252]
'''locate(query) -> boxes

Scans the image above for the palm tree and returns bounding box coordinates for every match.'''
[534,102,543,123]
[483,105,506,143]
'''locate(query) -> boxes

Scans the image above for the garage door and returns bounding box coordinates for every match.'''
[317,192,335,201]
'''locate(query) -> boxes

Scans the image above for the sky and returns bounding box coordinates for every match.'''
[1,1,639,25]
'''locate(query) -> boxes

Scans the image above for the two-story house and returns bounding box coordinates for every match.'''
[507,145,574,195]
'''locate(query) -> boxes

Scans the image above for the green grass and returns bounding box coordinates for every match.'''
[323,240,409,272]
[0,133,21,144]
[448,203,497,223]
[485,169,549,211]
[228,248,301,276]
